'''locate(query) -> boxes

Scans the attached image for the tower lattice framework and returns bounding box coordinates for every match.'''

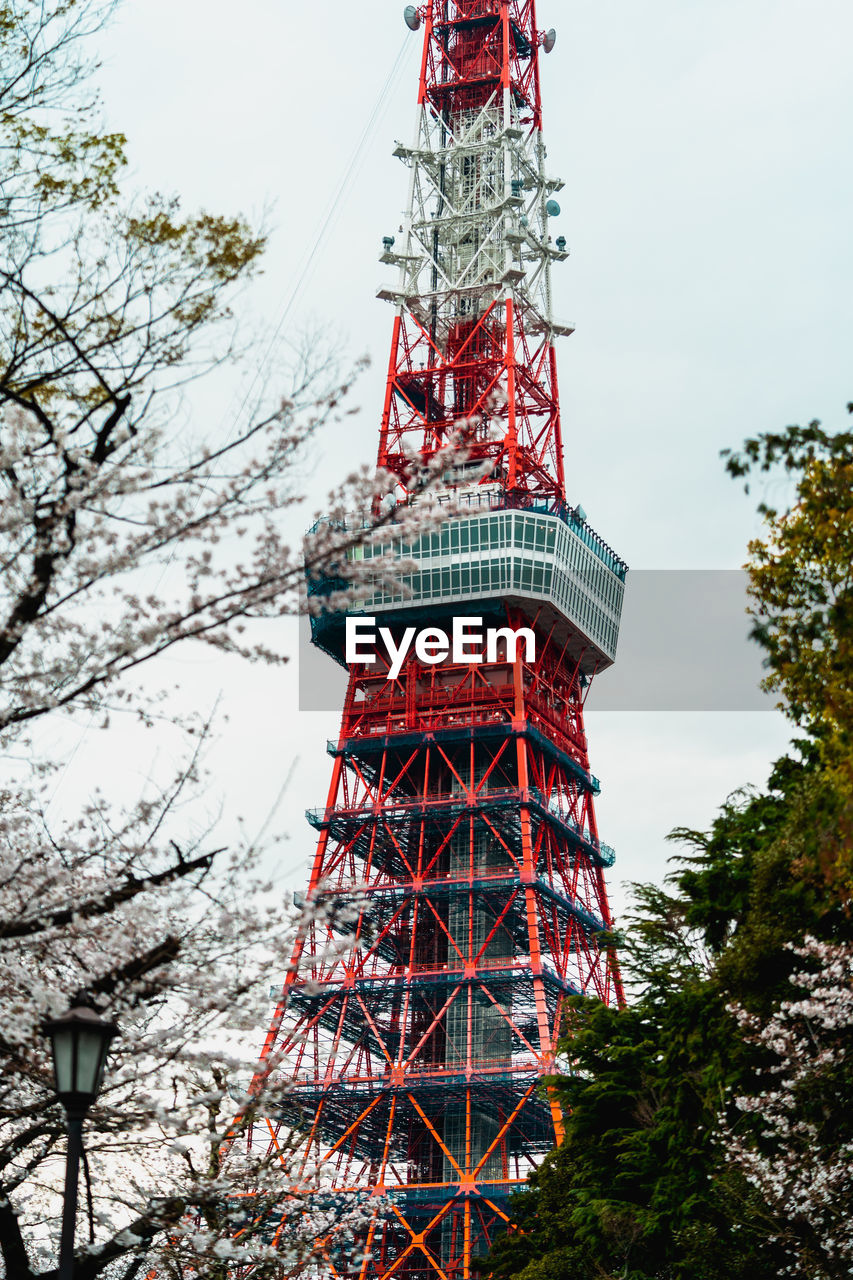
[250,5,627,1278]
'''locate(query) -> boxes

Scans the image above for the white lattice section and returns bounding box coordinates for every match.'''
[380,91,566,338]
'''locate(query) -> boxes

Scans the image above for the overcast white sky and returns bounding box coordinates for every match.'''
[55,1,852,920]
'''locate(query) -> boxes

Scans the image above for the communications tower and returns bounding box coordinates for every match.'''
[253,5,627,1277]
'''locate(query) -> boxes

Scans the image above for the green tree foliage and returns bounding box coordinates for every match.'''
[724,412,853,900]
[483,410,853,1280]
[0,0,266,441]
[723,413,853,752]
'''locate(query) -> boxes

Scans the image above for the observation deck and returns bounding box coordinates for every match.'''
[309,492,627,677]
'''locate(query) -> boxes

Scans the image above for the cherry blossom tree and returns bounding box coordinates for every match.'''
[724,938,853,1280]
[0,2,467,1276]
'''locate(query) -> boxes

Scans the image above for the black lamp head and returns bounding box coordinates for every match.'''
[43,1004,119,1115]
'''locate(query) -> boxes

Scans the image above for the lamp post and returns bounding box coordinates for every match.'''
[43,1004,119,1280]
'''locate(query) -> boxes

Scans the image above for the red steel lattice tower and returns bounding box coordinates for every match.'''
[251,4,627,1277]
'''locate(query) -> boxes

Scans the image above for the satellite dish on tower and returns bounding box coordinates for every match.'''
[404,5,420,30]
[543,28,557,53]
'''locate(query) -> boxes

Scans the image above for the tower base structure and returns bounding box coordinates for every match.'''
[248,496,625,1280]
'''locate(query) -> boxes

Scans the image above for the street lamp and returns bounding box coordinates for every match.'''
[43,1004,119,1280]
